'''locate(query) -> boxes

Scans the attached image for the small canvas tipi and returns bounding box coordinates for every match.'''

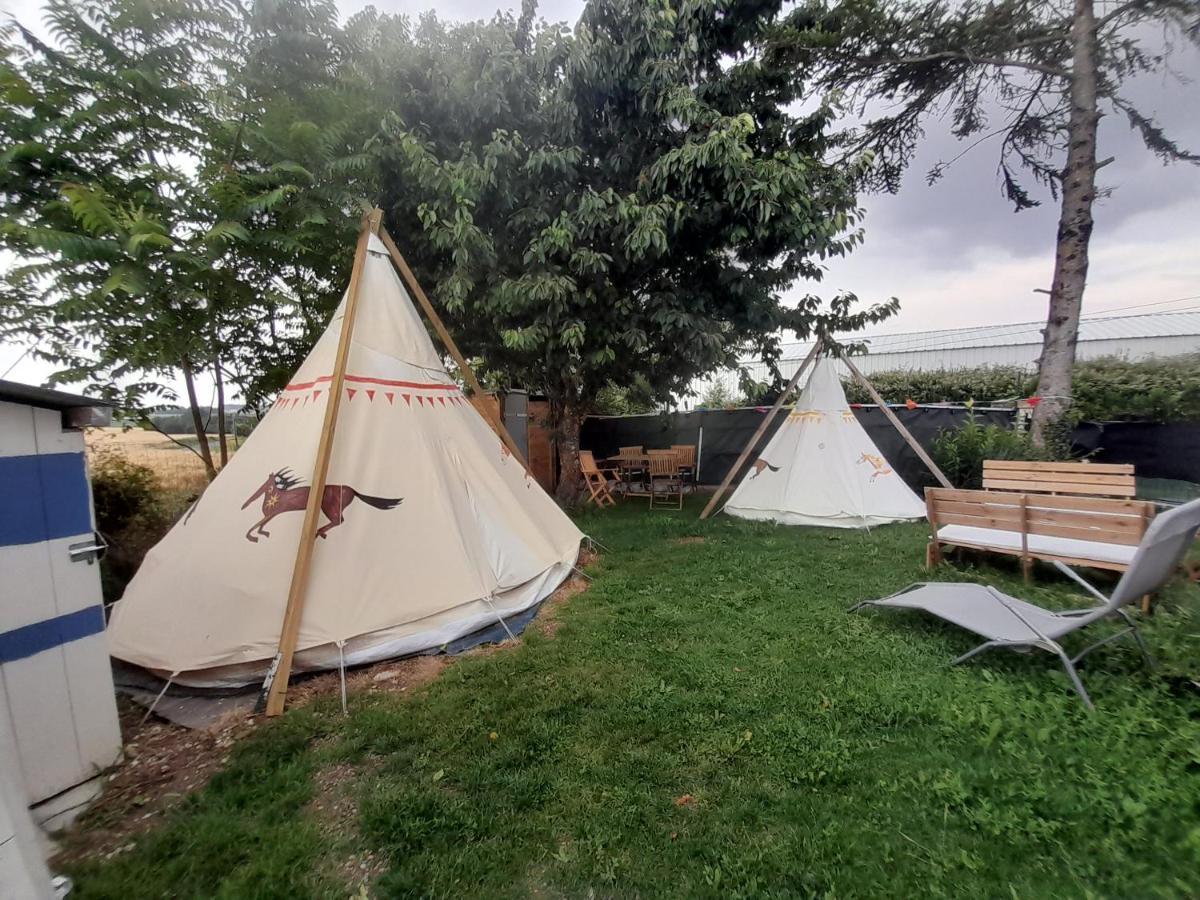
[723,358,925,528]
[107,231,582,689]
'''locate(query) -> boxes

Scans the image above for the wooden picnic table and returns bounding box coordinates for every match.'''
[605,451,652,467]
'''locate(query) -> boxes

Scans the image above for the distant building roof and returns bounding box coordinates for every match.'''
[734,310,1200,381]
[774,310,1200,362]
[0,379,113,412]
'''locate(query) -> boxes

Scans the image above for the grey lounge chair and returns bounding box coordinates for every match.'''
[852,497,1200,709]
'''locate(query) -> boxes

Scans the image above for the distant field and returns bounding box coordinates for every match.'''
[85,427,237,492]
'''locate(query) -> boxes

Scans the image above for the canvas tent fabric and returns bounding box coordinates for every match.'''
[723,359,926,528]
[107,234,583,688]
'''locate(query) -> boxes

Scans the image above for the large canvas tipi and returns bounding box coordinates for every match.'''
[723,358,925,528]
[107,231,582,689]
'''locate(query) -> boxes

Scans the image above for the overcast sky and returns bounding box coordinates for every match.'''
[2,0,1197,397]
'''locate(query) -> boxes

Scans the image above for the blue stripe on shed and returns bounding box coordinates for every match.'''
[0,452,92,547]
[0,606,106,664]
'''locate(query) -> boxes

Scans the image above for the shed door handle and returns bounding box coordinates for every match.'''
[68,532,108,564]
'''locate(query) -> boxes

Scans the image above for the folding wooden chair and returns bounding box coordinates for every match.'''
[671,444,697,487]
[579,450,617,507]
[648,452,684,510]
[619,445,647,483]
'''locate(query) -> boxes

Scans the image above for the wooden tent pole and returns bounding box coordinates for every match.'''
[259,208,382,717]
[377,225,532,476]
[699,339,823,520]
[839,353,952,489]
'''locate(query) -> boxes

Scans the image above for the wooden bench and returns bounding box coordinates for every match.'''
[982,459,1136,498]
[925,487,1155,580]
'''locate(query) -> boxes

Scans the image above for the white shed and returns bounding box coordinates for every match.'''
[0,380,122,839]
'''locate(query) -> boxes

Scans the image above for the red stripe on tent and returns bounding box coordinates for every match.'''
[386,392,394,405]
[283,374,458,393]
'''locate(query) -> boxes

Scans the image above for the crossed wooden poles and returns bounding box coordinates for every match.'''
[258,208,528,716]
[698,337,952,521]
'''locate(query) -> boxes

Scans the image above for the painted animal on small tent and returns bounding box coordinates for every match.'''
[857,452,893,481]
[750,459,780,479]
[241,469,402,542]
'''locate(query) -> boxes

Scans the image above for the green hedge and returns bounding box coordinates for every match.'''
[931,413,1049,489]
[842,354,1200,422]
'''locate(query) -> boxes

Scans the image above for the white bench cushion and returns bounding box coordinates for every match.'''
[937,524,1137,567]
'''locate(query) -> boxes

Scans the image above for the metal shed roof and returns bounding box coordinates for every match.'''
[0,379,113,412]
[773,310,1200,361]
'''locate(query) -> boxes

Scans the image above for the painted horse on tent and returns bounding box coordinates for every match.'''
[241,469,402,542]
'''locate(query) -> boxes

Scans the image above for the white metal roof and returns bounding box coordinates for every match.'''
[772,310,1200,362]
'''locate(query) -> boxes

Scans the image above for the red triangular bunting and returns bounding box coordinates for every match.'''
[313,389,322,401]
[386,392,394,405]
[402,394,412,406]
[346,388,357,401]
[417,396,425,406]
[438,396,447,406]
[366,389,375,401]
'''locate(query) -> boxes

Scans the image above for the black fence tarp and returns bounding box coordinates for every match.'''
[581,406,1013,491]
[1072,422,1200,483]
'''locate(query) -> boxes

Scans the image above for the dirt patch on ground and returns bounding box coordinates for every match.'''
[672,536,706,545]
[531,575,590,639]
[289,653,452,707]
[308,759,388,891]
[51,698,255,867]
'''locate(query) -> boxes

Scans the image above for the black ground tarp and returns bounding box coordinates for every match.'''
[581,406,1013,491]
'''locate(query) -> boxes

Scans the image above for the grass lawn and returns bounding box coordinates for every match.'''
[65,498,1200,898]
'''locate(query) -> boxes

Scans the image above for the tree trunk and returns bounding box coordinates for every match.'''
[1030,0,1098,449]
[553,399,583,506]
[214,356,229,467]
[181,357,218,481]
